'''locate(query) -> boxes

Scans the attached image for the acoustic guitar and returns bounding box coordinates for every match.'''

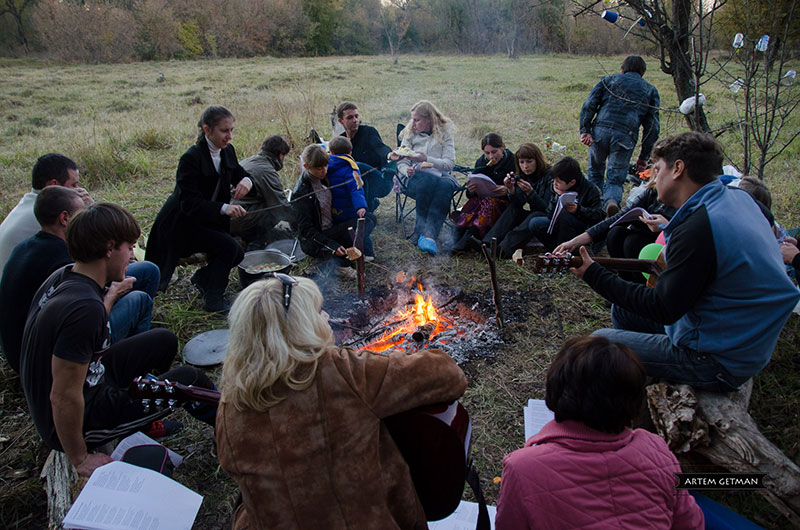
[532,251,666,287]
[128,377,471,521]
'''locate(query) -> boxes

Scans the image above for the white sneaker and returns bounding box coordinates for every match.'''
[338,266,357,280]
[364,255,375,262]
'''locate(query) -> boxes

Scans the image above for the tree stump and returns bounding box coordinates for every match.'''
[646,381,800,525]
[40,450,79,529]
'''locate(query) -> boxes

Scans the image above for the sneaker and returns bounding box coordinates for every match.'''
[604,200,620,217]
[338,266,357,280]
[364,255,375,262]
[145,420,183,440]
[417,236,438,255]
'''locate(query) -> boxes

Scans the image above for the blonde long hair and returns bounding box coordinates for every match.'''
[400,100,452,144]
[221,276,335,411]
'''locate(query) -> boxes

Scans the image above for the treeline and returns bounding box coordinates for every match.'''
[0,0,645,62]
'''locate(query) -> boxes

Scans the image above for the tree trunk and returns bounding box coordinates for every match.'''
[668,0,710,132]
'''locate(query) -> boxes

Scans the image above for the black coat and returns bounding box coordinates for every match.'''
[291,172,340,257]
[146,138,249,290]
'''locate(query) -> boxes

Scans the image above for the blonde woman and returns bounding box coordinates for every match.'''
[217,276,467,529]
[390,100,457,255]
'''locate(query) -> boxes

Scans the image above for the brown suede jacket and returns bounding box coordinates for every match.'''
[216,346,468,529]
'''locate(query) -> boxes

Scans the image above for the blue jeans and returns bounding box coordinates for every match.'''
[591,305,746,392]
[405,172,458,240]
[108,261,159,343]
[588,126,636,205]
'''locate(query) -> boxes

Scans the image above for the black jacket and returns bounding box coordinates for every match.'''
[587,186,676,242]
[543,174,604,226]
[291,173,340,257]
[508,167,553,214]
[342,125,391,170]
[145,137,249,289]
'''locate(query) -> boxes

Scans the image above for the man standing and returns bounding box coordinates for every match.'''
[0,153,92,272]
[233,135,294,250]
[579,56,660,216]
[571,132,799,392]
[337,102,394,211]
[20,203,215,476]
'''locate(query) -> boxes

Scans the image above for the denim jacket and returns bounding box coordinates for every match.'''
[580,72,660,160]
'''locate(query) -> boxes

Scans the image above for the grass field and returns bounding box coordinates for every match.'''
[1,54,798,529]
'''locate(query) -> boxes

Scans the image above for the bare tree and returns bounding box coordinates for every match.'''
[380,0,414,64]
[1,0,37,53]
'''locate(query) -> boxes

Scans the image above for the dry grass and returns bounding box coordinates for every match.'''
[1,54,799,529]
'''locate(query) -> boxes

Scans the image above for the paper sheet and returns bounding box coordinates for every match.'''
[467,173,502,197]
[523,399,554,442]
[547,192,578,234]
[110,431,183,468]
[63,461,202,530]
[429,500,497,530]
[608,207,654,228]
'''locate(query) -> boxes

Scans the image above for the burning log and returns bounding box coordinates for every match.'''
[412,322,437,342]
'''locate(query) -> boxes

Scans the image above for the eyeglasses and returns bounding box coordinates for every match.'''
[271,272,298,313]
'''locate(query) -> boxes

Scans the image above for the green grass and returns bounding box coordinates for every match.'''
[0,54,798,529]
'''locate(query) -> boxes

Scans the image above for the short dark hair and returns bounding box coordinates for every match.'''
[621,56,646,76]
[328,136,352,155]
[480,132,504,150]
[550,156,582,184]
[197,105,234,142]
[336,101,358,119]
[514,143,550,179]
[261,135,291,158]
[66,202,140,262]
[34,186,83,227]
[545,335,646,433]
[301,144,328,168]
[31,153,78,190]
[652,132,722,185]
[738,176,772,210]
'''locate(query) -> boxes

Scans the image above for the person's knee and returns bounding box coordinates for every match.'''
[127,261,161,297]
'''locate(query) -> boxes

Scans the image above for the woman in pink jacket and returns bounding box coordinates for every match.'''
[496,336,703,529]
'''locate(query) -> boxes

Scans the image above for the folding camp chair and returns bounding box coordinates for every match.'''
[393,123,469,239]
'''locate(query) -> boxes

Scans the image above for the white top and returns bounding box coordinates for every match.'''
[0,191,40,274]
[206,136,222,173]
[396,124,458,185]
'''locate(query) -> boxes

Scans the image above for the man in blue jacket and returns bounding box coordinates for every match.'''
[580,56,660,216]
[571,132,799,392]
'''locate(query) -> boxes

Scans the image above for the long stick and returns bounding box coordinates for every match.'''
[477,236,504,329]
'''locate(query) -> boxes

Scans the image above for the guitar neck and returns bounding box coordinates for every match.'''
[593,256,659,274]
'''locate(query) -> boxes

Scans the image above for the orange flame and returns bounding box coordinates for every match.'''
[361,288,450,353]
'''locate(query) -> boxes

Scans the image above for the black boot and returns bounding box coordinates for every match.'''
[451,227,479,253]
[203,288,232,314]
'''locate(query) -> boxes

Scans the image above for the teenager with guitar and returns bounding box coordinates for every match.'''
[570,132,799,392]
[19,203,216,477]
[216,276,467,529]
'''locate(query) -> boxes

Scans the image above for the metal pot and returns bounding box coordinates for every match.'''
[238,249,293,288]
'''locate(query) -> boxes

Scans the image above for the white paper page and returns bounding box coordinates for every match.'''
[467,173,502,197]
[608,207,653,228]
[429,500,497,530]
[547,192,578,234]
[63,461,202,530]
[523,399,554,442]
[110,431,183,468]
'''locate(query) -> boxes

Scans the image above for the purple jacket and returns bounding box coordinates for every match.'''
[496,420,703,529]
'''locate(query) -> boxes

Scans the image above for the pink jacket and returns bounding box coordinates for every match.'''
[495,420,703,529]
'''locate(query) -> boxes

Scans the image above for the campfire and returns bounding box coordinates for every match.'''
[359,279,454,353]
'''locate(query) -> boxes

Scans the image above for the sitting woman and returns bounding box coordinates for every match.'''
[496,335,703,529]
[555,180,676,282]
[146,105,251,312]
[450,132,515,252]
[217,276,467,529]
[482,142,551,250]
[391,100,457,256]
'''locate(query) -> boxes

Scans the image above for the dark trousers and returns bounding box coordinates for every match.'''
[83,328,216,448]
[406,172,458,240]
[606,225,658,282]
[182,226,244,291]
[358,163,394,212]
[500,210,587,257]
[305,213,377,262]
[482,205,529,248]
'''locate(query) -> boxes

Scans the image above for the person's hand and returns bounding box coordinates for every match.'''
[636,158,648,172]
[564,202,578,213]
[554,232,592,254]
[409,152,427,163]
[641,213,668,233]
[517,179,532,194]
[492,185,506,197]
[75,452,113,477]
[224,204,247,218]
[465,180,478,194]
[781,240,800,265]
[569,245,594,279]
[107,276,135,301]
[356,208,366,218]
[786,236,797,246]
[75,187,94,206]
[334,246,346,257]
[406,167,416,177]
[580,133,593,146]
[503,174,516,194]
[232,178,252,201]
[389,152,401,161]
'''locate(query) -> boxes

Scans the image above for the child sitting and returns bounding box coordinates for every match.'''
[499,156,603,257]
[292,145,376,278]
[496,335,704,529]
[327,136,375,258]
